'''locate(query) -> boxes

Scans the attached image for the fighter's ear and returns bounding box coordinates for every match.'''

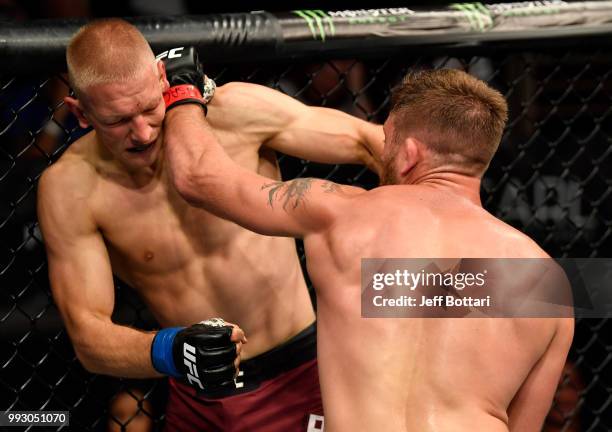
[64,96,91,129]
[157,60,169,92]
[399,136,420,176]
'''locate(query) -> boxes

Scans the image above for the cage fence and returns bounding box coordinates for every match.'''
[2,6,612,431]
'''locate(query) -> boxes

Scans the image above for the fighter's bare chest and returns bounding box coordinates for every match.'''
[96,177,241,272]
[91,136,272,275]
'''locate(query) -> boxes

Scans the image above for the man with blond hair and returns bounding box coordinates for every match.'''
[163,67,574,431]
[38,18,383,431]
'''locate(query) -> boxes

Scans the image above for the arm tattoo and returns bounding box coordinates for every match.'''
[261,179,346,211]
[262,178,314,210]
[321,181,343,194]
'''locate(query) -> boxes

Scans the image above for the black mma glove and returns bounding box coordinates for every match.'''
[151,318,238,390]
[157,46,215,114]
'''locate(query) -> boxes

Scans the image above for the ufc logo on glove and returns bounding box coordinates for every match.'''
[156,47,184,60]
[183,343,204,390]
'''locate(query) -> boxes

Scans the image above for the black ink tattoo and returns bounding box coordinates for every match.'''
[261,178,314,210]
[321,181,343,194]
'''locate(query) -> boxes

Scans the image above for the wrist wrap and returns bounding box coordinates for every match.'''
[164,85,208,115]
[151,327,183,377]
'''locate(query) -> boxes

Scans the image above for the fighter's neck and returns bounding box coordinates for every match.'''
[405,169,483,206]
[129,151,165,186]
[93,133,165,187]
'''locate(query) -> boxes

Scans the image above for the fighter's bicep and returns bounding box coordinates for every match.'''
[243,177,360,237]
[226,176,315,237]
[38,174,115,328]
[46,229,116,326]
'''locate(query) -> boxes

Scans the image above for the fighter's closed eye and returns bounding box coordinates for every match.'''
[106,118,129,126]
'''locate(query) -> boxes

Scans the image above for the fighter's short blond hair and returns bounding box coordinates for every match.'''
[66,18,156,97]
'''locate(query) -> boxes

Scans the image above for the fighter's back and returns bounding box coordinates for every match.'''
[306,185,573,432]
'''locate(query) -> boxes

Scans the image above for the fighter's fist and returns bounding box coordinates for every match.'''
[151,318,247,391]
[157,46,214,113]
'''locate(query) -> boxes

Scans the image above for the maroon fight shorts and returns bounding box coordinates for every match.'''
[164,323,324,432]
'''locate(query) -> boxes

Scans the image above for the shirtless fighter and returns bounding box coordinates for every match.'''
[37,19,383,431]
[163,66,575,431]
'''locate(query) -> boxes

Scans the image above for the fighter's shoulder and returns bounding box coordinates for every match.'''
[359,185,419,205]
[312,181,366,210]
[38,149,98,205]
[496,220,550,258]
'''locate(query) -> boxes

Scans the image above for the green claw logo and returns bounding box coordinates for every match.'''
[293,10,336,41]
[450,2,492,32]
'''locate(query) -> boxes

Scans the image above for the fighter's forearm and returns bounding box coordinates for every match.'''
[164,106,209,195]
[164,104,328,238]
[268,106,384,174]
[164,105,238,212]
[312,109,384,172]
[359,122,384,175]
[71,318,159,378]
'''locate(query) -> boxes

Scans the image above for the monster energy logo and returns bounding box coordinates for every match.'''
[293,10,335,41]
[451,1,563,30]
[450,2,493,32]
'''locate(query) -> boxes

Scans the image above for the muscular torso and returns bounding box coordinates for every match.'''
[64,92,314,358]
[305,186,561,431]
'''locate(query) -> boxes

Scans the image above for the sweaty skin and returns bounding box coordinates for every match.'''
[37,64,384,378]
[163,105,574,432]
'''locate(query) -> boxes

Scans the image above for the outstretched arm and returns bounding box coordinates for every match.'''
[164,104,363,238]
[269,103,384,175]
[211,82,384,174]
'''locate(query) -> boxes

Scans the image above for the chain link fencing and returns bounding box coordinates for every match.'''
[1,40,611,431]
